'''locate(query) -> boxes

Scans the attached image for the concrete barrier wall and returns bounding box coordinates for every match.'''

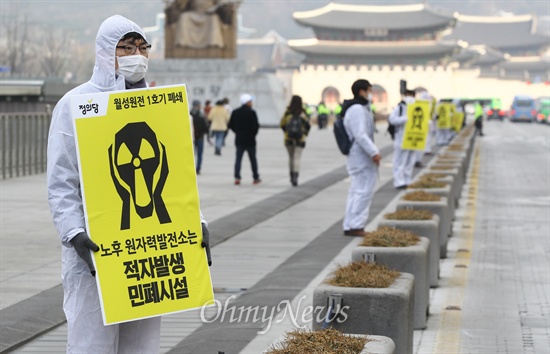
[313,273,415,354]
[351,237,430,329]
[378,216,440,287]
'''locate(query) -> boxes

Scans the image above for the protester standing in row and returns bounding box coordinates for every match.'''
[342,79,381,237]
[280,95,311,186]
[47,15,211,353]
[208,100,230,155]
[191,99,210,174]
[389,89,417,189]
[229,94,261,185]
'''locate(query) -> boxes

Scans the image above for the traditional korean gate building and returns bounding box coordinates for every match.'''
[287,2,550,111]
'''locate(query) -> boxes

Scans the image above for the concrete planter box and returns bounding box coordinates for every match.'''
[313,273,415,354]
[396,199,450,259]
[417,172,460,208]
[351,238,430,329]
[442,146,471,167]
[424,167,462,208]
[433,159,465,180]
[358,335,396,354]
[406,184,454,227]
[378,215,440,286]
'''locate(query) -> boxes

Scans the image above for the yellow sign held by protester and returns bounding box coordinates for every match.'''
[71,85,213,325]
[401,100,431,150]
[437,103,453,129]
[452,111,465,132]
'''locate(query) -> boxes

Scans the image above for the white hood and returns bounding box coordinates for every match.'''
[91,15,146,90]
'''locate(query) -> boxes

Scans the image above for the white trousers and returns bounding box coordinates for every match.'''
[436,128,453,146]
[62,247,161,354]
[343,165,377,230]
[393,147,416,188]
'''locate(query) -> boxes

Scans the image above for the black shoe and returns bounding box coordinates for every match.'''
[343,229,367,237]
[290,172,298,186]
[396,185,408,190]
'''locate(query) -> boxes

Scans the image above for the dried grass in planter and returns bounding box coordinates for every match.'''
[402,190,441,202]
[419,173,447,180]
[408,178,447,189]
[429,165,454,171]
[326,262,400,288]
[447,145,465,151]
[360,226,420,247]
[435,159,458,164]
[384,209,434,220]
[266,328,370,354]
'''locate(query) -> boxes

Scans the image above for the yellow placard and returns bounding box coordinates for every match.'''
[452,111,465,132]
[71,85,213,325]
[437,103,453,129]
[401,101,431,151]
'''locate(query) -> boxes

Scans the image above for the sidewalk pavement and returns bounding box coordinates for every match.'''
[2,120,549,354]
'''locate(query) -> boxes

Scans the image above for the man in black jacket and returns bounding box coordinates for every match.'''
[228,93,261,185]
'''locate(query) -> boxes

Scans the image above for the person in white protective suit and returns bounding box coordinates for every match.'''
[47,15,211,353]
[389,89,417,189]
[342,79,381,237]
[413,91,433,168]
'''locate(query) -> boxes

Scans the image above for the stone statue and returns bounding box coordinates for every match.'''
[165,0,239,58]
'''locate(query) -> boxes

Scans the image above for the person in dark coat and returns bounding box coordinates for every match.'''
[191,99,210,174]
[228,93,261,185]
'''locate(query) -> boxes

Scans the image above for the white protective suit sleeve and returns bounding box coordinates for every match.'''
[345,104,379,157]
[389,103,409,147]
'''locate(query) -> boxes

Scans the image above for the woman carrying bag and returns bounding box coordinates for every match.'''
[280,95,311,186]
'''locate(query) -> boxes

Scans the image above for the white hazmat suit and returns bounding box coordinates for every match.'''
[389,99,416,188]
[47,15,162,353]
[343,102,379,231]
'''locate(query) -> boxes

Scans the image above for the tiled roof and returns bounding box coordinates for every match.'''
[293,3,454,31]
[445,15,549,50]
[287,38,459,56]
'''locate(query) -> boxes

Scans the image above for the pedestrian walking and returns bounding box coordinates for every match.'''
[280,95,311,186]
[389,89,417,189]
[341,79,381,236]
[203,99,212,117]
[191,99,210,174]
[46,15,211,353]
[228,93,261,185]
[474,101,484,136]
[208,100,230,155]
[222,97,231,145]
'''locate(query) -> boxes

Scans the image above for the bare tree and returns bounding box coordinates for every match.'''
[38,26,73,77]
[0,5,31,75]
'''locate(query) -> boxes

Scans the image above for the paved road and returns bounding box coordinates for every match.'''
[2,118,549,353]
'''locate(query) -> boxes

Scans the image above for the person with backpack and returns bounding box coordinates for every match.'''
[341,79,381,237]
[389,89,417,189]
[280,95,311,186]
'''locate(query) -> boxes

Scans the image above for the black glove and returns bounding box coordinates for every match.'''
[70,232,100,276]
[201,223,212,266]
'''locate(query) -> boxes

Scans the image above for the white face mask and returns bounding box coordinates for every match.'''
[367,93,373,101]
[404,96,415,104]
[116,55,148,84]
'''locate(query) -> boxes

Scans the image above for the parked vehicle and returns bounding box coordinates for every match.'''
[509,96,537,123]
[535,97,550,124]
[486,98,506,121]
